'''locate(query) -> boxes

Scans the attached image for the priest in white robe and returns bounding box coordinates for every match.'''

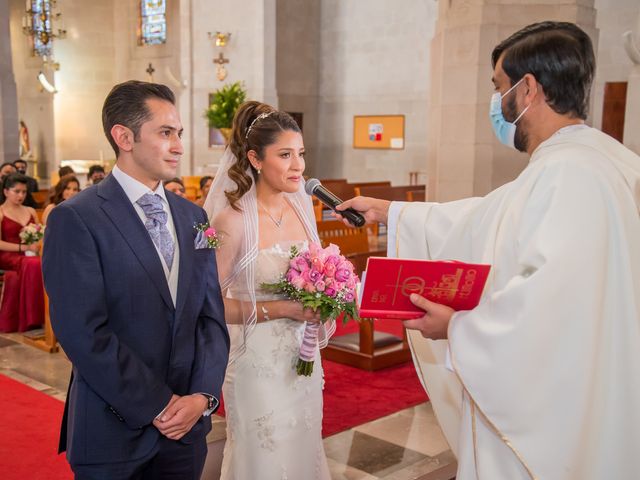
[338,21,640,480]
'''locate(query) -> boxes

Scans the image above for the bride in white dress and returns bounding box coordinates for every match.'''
[204,101,334,480]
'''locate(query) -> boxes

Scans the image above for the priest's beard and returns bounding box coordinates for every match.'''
[505,95,529,152]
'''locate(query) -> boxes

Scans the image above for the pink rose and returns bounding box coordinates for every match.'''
[315,280,326,292]
[323,262,336,278]
[311,257,323,272]
[291,276,306,290]
[325,254,340,266]
[304,282,316,293]
[291,256,309,272]
[335,268,351,282]
[344,291,355,302]
[309,268,322,283]
[324,287,337,297]
[286,269,301,283]
[205,227,216,238]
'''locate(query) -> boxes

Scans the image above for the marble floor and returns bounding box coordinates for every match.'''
[0,332,456,480]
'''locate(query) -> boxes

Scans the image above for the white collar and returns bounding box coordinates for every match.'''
[111,164,168,205]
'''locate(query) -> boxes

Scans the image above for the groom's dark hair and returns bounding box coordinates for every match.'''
[102,80,175,156]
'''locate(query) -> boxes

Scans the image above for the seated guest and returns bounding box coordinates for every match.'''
[0,162,16,182]
[12,159,39,208]
[0,174,45,332]
[13,159,39,193]
[48,165,76,199]
[163,177,186,197]
[87,164,106,185]
[195,175,213,207]
[58,165,75,177]
[42,175,80,225]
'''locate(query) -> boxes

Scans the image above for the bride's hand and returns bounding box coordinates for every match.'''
[280,301,322,324]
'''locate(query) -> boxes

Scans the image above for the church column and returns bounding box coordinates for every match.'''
[427,0,597,202]
[0,0,20,164]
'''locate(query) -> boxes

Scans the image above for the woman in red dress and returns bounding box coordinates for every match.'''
[0,173,44,332]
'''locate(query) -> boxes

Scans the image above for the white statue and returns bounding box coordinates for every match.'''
[623,13,640,65]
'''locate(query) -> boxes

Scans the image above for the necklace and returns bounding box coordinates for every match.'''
[258,200,285,228]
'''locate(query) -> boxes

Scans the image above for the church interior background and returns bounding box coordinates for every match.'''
[0,0,639,479]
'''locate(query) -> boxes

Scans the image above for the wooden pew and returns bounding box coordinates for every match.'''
[352,181,391,191]
[406,188,426,202]
[32,189,49,207]
[182,175,202,201]
[316,220,369,255]
[22,287,59,353]
[354,184,426,201]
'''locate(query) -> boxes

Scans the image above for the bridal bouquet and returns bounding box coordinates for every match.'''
[19,223,45,256]
[262,242,359,376]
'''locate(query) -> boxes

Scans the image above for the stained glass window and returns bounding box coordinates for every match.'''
[29,0,54,57]
[139,0,166,46]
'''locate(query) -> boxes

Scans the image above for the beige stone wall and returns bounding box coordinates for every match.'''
[314,0,437,185]
[187,0,277,178]
[52,0,116,172]
[275,0,321,177]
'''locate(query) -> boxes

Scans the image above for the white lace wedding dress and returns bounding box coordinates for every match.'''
[219,242,331,480]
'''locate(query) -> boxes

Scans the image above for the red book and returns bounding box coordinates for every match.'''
[358,257,491,319]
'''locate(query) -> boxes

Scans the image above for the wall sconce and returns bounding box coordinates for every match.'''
[210,31,231,47]
[208,31,232,81]
[37,71,57,93]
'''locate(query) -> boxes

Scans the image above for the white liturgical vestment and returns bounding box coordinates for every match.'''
[389,125,640,479]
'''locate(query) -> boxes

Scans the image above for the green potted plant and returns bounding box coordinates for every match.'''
[205,81,247,143]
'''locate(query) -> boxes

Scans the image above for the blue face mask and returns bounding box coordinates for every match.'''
[490,78,530,149]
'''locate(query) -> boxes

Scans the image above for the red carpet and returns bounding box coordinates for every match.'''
[0,374,72,480]
[322,359,428,437]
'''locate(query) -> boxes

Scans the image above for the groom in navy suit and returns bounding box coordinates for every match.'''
[43,81,229,479]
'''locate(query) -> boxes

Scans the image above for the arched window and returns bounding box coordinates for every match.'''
[139,0,166,46]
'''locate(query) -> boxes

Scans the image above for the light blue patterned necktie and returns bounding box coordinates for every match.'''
[136,193,175,271]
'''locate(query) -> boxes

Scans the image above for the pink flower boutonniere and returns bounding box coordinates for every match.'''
[194,222,220,249]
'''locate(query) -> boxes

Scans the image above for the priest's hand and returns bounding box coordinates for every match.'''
[334,196,391,225]
[153,394,208,440]
[402,293,454,340]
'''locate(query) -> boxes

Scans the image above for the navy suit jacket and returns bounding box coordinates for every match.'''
[42,174,229,465]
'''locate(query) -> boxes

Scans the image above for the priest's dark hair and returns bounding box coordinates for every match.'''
[102,80,175,156]
[492,21,595,120]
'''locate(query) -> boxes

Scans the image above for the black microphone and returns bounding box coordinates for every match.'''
[305,178,366,227]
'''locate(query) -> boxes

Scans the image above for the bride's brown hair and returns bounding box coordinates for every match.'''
[226,101,301,210]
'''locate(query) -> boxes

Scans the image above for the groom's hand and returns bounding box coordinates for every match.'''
[153,394,208,440]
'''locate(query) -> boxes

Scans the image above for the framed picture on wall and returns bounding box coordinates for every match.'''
[353,115,405,150]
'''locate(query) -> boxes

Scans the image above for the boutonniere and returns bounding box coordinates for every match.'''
[194,222,221,249]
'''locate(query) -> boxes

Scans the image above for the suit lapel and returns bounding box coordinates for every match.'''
[167,194,194,323]
[97,175,174,311]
